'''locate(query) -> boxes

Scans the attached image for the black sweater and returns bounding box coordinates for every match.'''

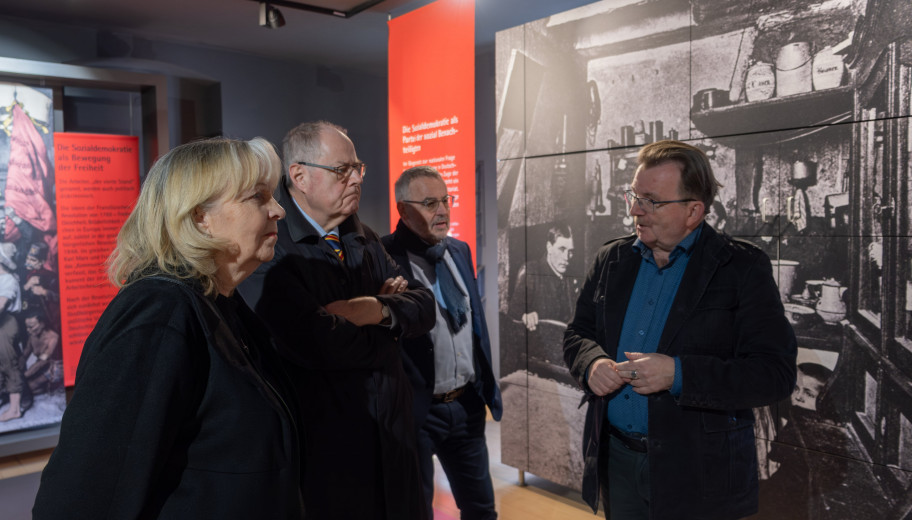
[33,276,303,519]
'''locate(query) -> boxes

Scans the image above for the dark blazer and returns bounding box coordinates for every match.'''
[382,222,503,425]
[239,183,435,520]
[33,276,303,520]
[564,223,797,519]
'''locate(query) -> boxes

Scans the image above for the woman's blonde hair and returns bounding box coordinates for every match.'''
[108,136,282,296]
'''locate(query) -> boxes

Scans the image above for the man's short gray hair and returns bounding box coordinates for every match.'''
[281,120,347,181]
[394,165,444,202]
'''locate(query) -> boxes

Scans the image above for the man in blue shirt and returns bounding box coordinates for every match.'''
[564,140,797,519]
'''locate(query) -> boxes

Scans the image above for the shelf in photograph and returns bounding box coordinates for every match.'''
[691,85,854,145]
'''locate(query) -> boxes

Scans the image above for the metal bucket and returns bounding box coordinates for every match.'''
[776,42,812,97]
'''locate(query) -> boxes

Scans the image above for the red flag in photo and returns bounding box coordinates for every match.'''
[7,104,55,232]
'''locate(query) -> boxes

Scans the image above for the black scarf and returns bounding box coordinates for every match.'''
[396,220,468,332]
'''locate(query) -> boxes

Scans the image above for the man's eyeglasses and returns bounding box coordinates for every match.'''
[624,189,695,214]
[401,195,457,212]
[297,161,366,181]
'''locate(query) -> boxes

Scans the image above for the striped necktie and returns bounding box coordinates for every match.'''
[324,232,344,262]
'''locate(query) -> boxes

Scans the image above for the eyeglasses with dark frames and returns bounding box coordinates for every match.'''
[401,194,457,212]
[297,161,366,181]
[624,189,696,214]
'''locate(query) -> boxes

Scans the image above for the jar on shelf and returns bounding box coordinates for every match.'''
[812,46,846,90]
[745,61,776,102]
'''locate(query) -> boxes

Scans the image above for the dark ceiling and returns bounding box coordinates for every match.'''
[0,0,597,75]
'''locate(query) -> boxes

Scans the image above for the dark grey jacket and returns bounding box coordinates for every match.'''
[239,182,435,520]
[382,220,503,428]
[564,223,797,519]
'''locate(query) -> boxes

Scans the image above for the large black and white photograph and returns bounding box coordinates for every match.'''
[497,0,912,515]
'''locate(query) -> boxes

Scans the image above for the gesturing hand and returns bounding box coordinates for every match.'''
[614,352,676,395]
[587,358,625,396]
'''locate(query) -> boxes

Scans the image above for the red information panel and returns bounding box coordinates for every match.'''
[388,0,475,259]
[54,133,140,386]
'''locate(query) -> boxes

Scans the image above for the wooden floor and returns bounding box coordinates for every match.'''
[2,416,598,519]
[0,447,53,481]
[431,417,599,520]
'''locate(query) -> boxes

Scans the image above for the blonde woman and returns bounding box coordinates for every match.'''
[33,137,303,519]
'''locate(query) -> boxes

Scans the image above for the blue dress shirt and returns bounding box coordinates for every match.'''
[606,226,701,435]
[293,197,338,238]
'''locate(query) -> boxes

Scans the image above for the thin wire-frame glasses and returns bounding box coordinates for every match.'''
[401,194,457,212]
[297,161,366,181]
[624,189,695,214]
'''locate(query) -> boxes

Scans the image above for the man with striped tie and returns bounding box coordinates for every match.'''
[240,121,435,520]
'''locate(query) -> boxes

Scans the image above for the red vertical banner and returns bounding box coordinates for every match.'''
[54,133,140,386]
[388,0,476,260]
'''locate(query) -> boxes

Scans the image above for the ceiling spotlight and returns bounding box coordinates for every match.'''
[259,3,286,28]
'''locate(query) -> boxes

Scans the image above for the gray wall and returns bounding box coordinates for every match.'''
[0,14,391,230]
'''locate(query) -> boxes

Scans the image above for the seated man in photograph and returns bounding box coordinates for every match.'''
[19,309,62,396]
[509,224,579,383]
[509,224,578,332]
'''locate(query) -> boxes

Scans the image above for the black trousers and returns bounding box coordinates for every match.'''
[417,387,497,520]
